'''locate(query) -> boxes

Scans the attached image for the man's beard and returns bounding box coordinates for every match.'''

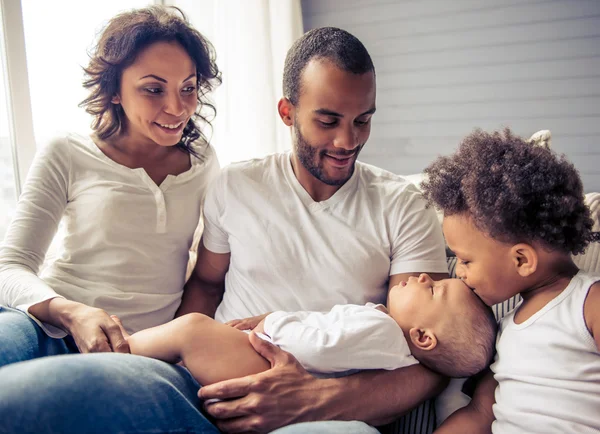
[294,121,363,186]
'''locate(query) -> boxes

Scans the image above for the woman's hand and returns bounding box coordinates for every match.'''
[226,312,271,331]
[29,298,130,354]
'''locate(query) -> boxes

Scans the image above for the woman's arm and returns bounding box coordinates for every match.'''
[0,139,69,312]
[1,137,128,353]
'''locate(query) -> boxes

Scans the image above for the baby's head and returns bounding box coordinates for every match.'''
[388,274,497,378]
[421,128,594,306]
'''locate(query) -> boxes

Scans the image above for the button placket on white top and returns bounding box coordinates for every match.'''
[135,169,168,233]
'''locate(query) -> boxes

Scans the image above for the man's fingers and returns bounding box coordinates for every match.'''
[198,376,252,400]
[103,321,131,354]
[248,331,288,367]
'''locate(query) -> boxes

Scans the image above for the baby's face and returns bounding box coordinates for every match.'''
[388,274,476,332]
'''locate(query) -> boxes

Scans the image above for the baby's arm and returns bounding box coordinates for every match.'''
[114,314,270,385]
[434,370,496,434]
[584,281,600,349]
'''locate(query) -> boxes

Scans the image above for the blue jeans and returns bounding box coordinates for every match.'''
[0,307,378,434]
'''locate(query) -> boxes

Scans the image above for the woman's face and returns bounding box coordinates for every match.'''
[113,40,198,148]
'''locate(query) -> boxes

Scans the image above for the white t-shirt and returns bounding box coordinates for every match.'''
[0,133,219,336]
[264,303,418,374]
[202,152,447,323]
[491,271,600,433]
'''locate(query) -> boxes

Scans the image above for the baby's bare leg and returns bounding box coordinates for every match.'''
[124,313,270,385]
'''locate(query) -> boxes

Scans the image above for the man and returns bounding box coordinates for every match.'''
[178,27,449,433]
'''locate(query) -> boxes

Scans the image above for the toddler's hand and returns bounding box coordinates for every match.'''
[226,313,271,331]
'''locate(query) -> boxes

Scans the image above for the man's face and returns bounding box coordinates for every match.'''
[290,59,376,186]
[443,214,520,306]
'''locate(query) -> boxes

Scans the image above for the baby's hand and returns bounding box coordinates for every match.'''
[226,313,271,331]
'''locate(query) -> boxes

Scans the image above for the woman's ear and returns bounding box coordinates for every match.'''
[277,98,294,126]
[111,95,121,104]
[510,243,538,277]
[408,327,438,351]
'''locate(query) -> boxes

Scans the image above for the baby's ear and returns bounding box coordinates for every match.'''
[510,243,538,277]
[408,327,437,351]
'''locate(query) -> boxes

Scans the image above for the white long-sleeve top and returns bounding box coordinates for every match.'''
[263,303,418,373]
[0,133,219,336]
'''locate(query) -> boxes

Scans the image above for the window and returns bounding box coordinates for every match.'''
[0,6,17,240]
[21,0,151,147]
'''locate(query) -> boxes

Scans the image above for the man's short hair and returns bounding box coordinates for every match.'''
[283,27,375,105]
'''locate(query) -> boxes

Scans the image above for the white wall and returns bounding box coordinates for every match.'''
[302,0,600,192]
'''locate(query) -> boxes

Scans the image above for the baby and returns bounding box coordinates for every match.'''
[114,273,497,386]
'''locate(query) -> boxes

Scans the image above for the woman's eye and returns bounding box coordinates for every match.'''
[182,86,196,94]
[144,87,162,95]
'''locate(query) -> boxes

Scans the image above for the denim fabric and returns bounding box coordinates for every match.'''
[0,306,77,367]
[0,307,376,434]
[273,421,379,434]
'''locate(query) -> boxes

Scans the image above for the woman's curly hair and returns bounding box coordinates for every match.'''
[421,128,594,255]
[79,6,221,157]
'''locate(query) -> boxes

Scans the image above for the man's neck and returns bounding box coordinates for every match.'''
[290,155,344,202]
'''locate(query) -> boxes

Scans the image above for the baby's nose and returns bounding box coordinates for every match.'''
[418,273,432,284]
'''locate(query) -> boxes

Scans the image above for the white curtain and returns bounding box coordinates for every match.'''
[173,0,304,166]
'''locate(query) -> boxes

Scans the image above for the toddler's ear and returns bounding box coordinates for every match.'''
[510,243,538,277]
[409,327,437,351]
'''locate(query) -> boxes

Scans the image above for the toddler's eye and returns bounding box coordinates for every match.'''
[430,286,434,294]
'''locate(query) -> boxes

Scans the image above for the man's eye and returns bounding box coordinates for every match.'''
[319,120,337,127]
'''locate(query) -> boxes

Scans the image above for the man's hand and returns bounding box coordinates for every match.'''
[226,313,271,331]
[199,332,333,433]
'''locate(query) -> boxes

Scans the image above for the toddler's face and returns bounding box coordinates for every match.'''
[388,274,475,332]
[442,214,520,306]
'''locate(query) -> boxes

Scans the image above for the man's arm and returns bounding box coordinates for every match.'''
[199,272,449,433]
[176,240,230,318]
[434,370,496,434]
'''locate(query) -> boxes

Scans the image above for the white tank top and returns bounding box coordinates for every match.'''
[491,271,600,433]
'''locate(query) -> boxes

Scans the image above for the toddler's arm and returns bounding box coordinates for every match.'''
[434,370,496,434]
[584,281,600,349]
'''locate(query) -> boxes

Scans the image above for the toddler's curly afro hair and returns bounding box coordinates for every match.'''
[421,128,594,255]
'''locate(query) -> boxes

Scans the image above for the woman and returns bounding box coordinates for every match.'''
[0,6,222,433]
